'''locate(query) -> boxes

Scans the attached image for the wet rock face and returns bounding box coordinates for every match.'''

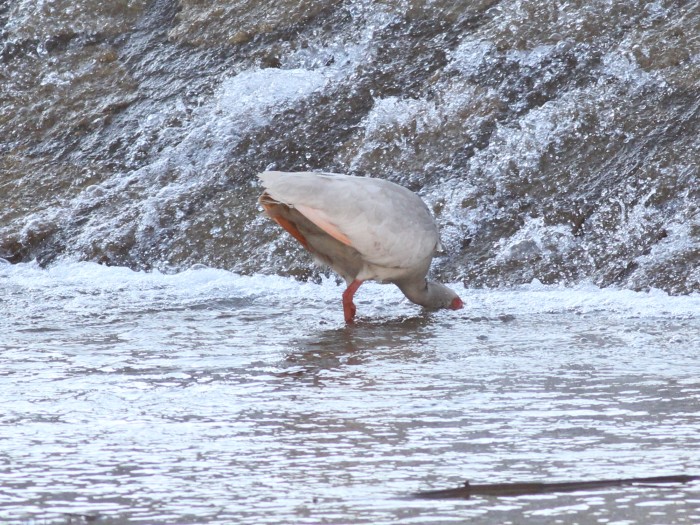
[1,0,699,292]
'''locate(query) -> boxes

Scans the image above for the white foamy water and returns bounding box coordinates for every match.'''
[1,261,699,524]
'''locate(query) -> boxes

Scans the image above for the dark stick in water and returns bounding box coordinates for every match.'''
[414,474,700,499]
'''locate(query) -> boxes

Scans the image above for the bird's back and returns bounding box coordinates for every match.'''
[258,171,439,275]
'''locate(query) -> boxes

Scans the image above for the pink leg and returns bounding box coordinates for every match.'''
[342,279,363,324]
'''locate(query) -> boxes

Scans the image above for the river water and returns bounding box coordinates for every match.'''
[1,261,699,524]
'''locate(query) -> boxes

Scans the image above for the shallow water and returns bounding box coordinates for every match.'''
[1,261,699,524]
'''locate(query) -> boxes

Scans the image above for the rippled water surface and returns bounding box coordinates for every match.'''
[1,261,699,524]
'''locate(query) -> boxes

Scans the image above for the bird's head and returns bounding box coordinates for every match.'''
[449,296,464,310]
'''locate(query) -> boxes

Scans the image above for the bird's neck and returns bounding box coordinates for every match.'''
[396,279,450,309]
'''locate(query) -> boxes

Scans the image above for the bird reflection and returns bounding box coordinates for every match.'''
[275,313,434,383]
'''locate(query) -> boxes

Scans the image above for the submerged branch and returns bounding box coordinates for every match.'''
[414,474,700,499]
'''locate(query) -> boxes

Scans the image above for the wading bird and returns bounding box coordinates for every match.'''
[258,171,463,323]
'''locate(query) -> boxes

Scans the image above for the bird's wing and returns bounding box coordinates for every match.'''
[259,171,439,270]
